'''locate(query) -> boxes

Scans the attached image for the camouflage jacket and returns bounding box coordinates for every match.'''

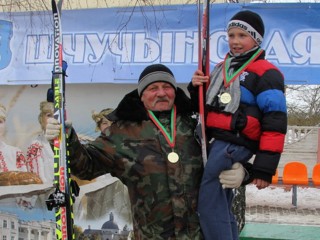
[68,88,204,239]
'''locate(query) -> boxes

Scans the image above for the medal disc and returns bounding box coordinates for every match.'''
[168,152,179,163]
[220,92,232,104]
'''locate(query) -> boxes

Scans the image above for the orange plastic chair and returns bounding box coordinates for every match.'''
[272,169,279,184]
[282,161,308,185]
[312,163,320,186]
[282,161,309,207]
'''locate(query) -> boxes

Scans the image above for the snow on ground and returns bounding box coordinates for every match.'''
[246,184,320,209]
[245,184,320,226]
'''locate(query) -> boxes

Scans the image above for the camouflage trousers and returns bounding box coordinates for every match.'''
[232,185,246,233]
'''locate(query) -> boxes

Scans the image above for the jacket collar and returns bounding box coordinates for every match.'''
[108,88,193,122]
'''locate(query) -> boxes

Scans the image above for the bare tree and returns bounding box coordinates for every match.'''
[286,85,320,126]
[0,0,209,12]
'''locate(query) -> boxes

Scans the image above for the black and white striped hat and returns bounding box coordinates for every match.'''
[227,10,265,45]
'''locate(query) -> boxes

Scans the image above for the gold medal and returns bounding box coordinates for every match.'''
[168,152,179,163]
[220,92,232,104]
[148,107,179,164]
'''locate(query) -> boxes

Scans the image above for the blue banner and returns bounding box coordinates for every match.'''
[0,3,319,85]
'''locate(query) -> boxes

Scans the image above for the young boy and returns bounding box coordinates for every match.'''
[189,10,287,239]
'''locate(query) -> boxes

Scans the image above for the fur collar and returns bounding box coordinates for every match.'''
[108,88,194,122]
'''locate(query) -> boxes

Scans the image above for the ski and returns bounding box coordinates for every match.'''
[46,1,79,239]
[197,0,210,166]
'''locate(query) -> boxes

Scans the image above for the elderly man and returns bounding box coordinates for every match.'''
[45,64,245,240]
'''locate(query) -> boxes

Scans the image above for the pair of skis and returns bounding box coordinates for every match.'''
[197,0,210,166]
[46,1,79,240]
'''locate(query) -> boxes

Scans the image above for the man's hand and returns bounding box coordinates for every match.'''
[45,118,73,142]
[45,118,60,141]
[219,163,245,189]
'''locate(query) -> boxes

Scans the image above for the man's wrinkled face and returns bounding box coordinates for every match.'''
[141,82,176,111]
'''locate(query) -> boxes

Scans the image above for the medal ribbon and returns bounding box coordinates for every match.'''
[148,105,176,149]
[223,48,263,87]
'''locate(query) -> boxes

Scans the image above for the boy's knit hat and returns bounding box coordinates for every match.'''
[138,64,177,96]
[227,10,264,45]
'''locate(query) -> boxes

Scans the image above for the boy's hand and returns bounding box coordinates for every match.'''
[252,178,270,189]
[191,69,209,87]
